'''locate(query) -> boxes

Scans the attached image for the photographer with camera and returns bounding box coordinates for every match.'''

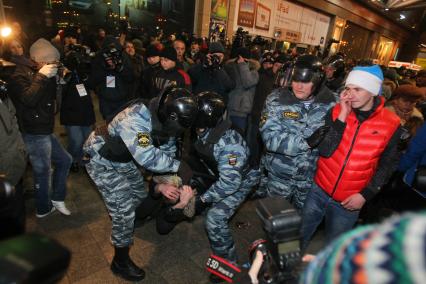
[60,28,96,173]
[191,91,260,282]
[89,36,134,120]
[225,47,260,134]
[188,42,235,101]
[8,38,73,218]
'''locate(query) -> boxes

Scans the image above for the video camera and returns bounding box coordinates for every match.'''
[102,45,123,72]
[206,197,302,283]
[0,177,71,283]
[61,44,93,82]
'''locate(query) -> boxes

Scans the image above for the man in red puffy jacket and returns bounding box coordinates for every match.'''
[301,65,401,252]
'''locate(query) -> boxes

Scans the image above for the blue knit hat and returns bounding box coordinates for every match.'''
[345,65,384,96]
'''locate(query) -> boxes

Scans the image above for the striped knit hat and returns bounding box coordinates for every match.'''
[301,212,426,284]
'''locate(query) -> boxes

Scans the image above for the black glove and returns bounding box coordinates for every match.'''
[306,125,330,148]
[177,160,193,185]
[195,196,210,215]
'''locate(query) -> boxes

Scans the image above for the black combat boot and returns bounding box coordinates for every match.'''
[110,246,145,281]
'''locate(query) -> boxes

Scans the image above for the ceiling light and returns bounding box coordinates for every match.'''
[399,14,406,20]
[385,8,389,11]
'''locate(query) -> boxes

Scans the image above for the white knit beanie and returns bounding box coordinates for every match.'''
[345,65,384,96]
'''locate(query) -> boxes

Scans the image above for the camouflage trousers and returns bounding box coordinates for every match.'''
[266,172,313,210]
[86,158,146,247]
[205,169,260,262]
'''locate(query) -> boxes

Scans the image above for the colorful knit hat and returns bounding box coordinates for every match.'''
[301,212,426,284]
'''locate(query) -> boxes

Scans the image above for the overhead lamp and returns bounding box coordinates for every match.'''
[385,8,389,11]
[399,14,406,20]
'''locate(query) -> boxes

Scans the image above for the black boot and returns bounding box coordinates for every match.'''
[111,246,145,281]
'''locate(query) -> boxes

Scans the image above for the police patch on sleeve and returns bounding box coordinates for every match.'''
[137,132,150,147]
[260,114,268,127]
[282,111,300,120]
[228,154,237,166]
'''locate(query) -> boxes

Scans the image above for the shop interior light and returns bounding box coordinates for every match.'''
[399,14,406,20]
[0,26,11,38]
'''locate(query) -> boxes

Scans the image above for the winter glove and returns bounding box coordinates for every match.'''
[195,195,210,215]
[177,160,193,185]
[306,125,330,148]
[38,64,58,78]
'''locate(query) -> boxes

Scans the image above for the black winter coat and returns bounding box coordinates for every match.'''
[60,73,95,126]
[8,63,57,135]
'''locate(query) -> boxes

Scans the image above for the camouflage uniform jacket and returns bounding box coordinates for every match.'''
[83,103,179,172]
[260,86,335,181]
[197,126,252,204]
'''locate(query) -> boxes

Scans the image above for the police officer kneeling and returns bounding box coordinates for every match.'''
[192,92,260,268]
[83,87,196,281]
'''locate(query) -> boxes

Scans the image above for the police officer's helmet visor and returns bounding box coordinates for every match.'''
[292,68,316,83]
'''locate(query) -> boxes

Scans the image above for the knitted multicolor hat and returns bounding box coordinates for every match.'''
[301,212,426,284]
[345,65,384,96]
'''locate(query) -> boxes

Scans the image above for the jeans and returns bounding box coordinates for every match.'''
[23,134,72,215]
[65,125,92,164]
[300,184,360,252]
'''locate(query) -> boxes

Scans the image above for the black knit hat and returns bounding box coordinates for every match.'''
[161,46,177,62]
[146,44,163,58]
[208,42,225,54]
[64,27,78,39]
[237,47,251,59]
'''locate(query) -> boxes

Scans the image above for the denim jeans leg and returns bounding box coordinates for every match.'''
[23,134,52,215]
[65,125,92,164]
[300,185,328,252]
[325,200,360,245]
[50,134,72,202]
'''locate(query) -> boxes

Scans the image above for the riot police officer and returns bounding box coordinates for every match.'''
[323,54,346,95]
[83,87,196,281]
[260,55,335,210]
[192,91,260,266]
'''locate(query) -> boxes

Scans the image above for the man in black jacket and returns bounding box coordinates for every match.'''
[149,46,191,97]
[188,42,235,102]
[8,38,72,218]
[89,36,134,120]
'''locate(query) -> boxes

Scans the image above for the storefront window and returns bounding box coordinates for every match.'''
[339,21,370,61]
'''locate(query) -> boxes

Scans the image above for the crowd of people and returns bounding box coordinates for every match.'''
[0,22,425,283]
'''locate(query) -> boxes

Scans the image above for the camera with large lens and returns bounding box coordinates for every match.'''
[102,46,123,72]
[63,44,93,82]
[206,197,302,283]
[203,53,222,70]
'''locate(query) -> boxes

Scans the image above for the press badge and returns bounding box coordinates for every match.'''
[76,84,88,97]
[106,76,116,88]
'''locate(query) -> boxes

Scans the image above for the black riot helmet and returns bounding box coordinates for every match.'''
[325,54,345,78]
[157,87,198,135]
[194,91,226,128]
[289,54,324,93]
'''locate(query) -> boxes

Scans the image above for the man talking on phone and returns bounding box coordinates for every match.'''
[300,65,402,252]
